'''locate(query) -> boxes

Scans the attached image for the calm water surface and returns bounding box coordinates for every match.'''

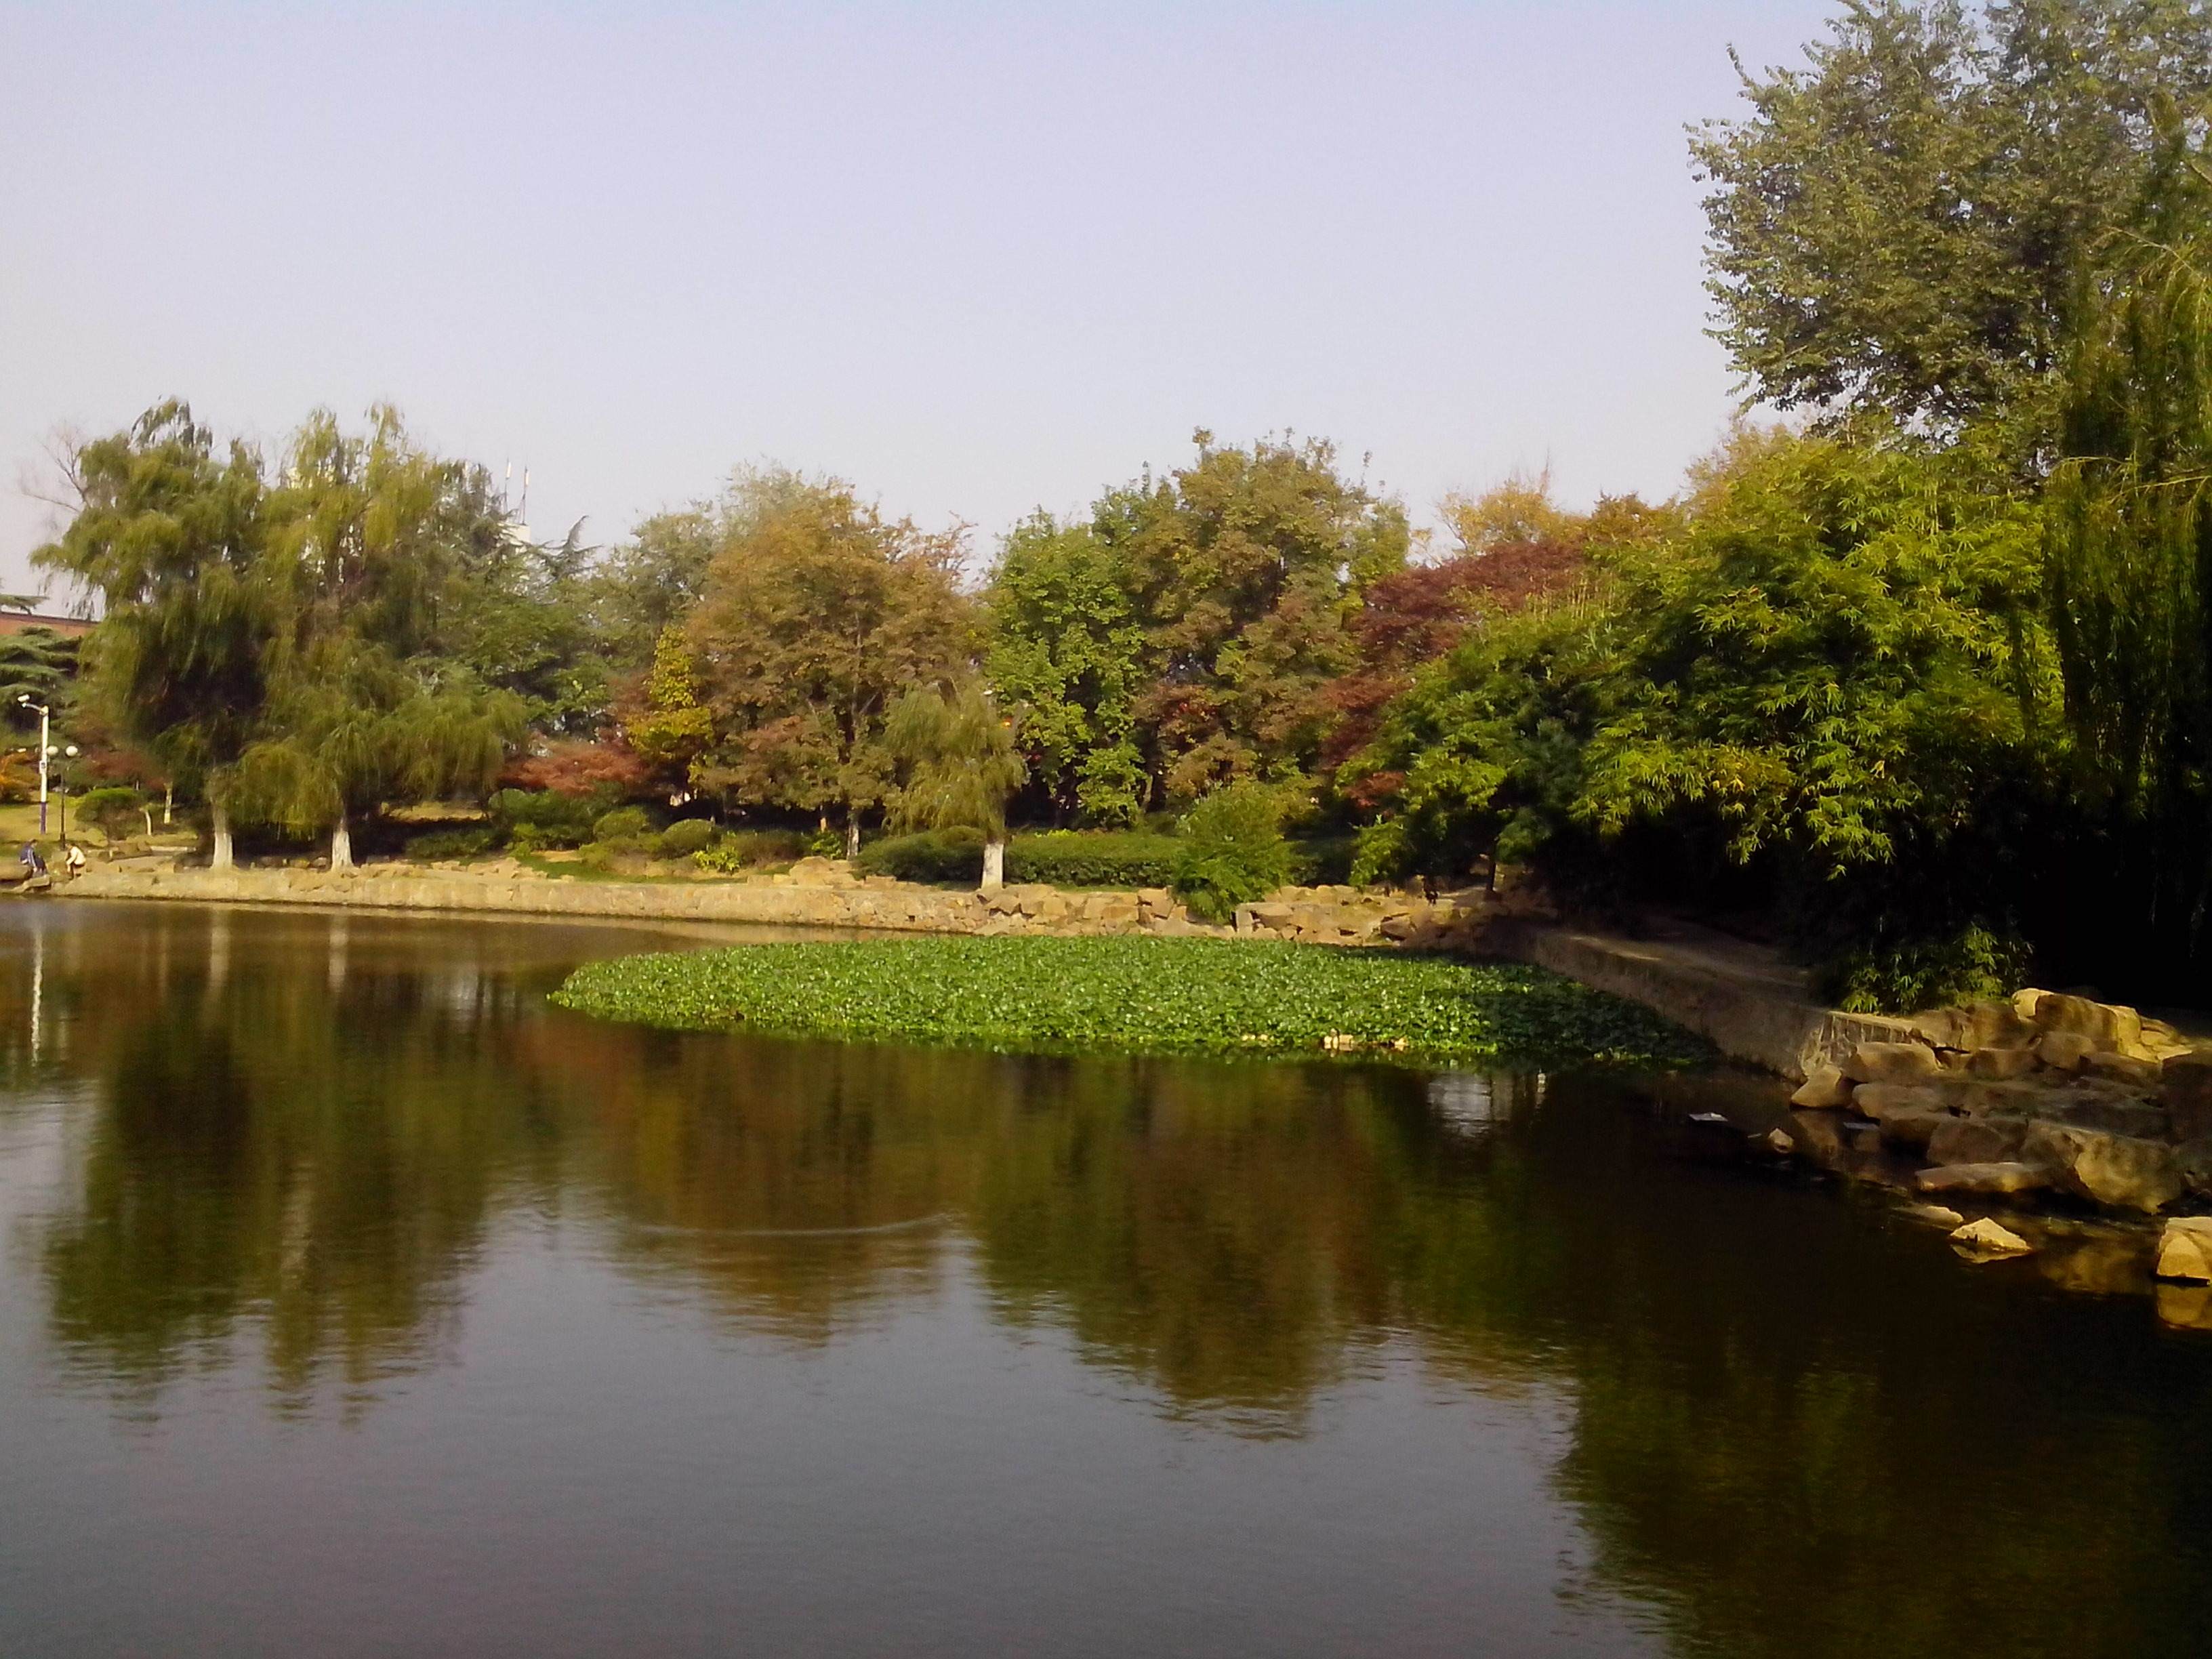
[1,901,2208,1658]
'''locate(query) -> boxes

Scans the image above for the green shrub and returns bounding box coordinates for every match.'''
[693,828,808,874]
[657,817,719,859]
[855,827,985,883]
[489,787,607,849]
[1004,831,1181,888]
[1818,922,2031,1015]
[407,826,499,861]
[1285,832,1359,887]
[73,786,145,845]
[1173,782,1294,922]
[592,804,657,846]
[807,827,845,859]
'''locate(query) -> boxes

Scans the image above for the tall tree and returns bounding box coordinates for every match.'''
[240,407,525,866]
[1694,0,2212,446]
[2045,215,2212,970]
[33,402,274,868]
[1092,432,1409,802]
[983,513,1147,825]
[589,505,719,678]
[621,625,714,785]
[688,471,975,854]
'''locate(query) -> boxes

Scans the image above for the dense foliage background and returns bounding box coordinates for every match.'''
[23,0,2212,1009]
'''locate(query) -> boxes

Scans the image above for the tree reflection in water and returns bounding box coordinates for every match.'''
[3,902,2208,1657]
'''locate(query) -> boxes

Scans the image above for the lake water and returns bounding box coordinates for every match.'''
[1,901,2207,1658]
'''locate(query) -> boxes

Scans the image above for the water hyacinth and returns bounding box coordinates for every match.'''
[550,936,1708,1069]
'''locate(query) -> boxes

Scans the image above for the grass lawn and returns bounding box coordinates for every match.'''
[551,935,1708,1069]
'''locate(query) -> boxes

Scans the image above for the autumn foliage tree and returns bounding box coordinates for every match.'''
[687,472,975,854]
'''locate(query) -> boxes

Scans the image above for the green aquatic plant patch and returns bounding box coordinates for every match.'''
[550,936,1708,1068]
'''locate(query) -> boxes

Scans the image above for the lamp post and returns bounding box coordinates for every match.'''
[55,744,77,846]
[16,696,49,834]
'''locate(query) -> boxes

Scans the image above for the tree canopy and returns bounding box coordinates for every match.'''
[1694,0,2212,445]
[684,471,974,850]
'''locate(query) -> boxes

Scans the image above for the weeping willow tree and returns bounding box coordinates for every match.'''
[33,402,275,869]
[234,646,521,868]
[2047,218,2212,976]
[884,682,1027,888]
[235,410,527,867]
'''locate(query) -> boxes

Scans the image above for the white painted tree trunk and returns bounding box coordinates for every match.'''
[330,812,353,872]
[981,837,1006,890]
[163,784,173,826]
[210,799,234,871]
[844,814,861,860]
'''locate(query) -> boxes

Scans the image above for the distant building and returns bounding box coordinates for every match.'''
[0,613,93,640]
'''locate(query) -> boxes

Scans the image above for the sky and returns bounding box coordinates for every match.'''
[0,0,1843,599]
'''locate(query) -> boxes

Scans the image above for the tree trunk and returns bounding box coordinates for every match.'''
[163,784,173,826]
[844,814,861,860]
[330,812,354,872]
[210,799,234,872]
[981,837,1006,890]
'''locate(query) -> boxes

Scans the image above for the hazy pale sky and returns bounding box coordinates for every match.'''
[1,1,1841,596]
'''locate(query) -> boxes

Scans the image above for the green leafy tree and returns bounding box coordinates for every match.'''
[1345,596,1612,888]
[443,513,611,735]
[70,785,146,845]
[0,624,79,732]
[589,505,719,676]
[688,470,976,855]
[33,401,275,869]
[984,513,1146,825]
[1693,0,2212,445]
[1094,432,1410,802]
[2045,214,2212,976]
[1351,429,2055,1004]
[884,682,1028,887]
[1572,430,2052,874]
[233,647,520,867]
[239,408,527,866]
[623,625,714,781]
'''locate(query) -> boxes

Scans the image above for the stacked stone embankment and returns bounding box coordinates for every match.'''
[59,855,1496,947]
[1788,988,2212,1224]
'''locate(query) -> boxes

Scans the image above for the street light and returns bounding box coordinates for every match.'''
[56,744,78,845]
[16,695,49,834]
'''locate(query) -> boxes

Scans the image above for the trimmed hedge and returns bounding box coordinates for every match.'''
[657,817,719,859]
[856,827,985,883]
[490,787,609,850]
[857,826,1357,892]
[407,825,499,861]
[592,805,657,844]
[1006,831,1181,888]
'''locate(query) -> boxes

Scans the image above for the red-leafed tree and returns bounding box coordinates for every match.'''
[1322,539,1589,779]
[500,736,653,798]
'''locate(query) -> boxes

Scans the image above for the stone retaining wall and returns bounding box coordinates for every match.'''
[57,861,1492,946]
[1489,919,1914,1082]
